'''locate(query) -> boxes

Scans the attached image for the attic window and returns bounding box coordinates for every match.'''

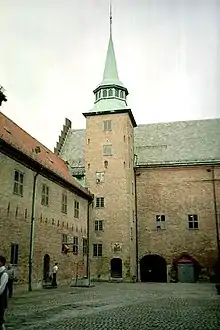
[4,127,11,134]
[109,89,113,97]
[115,89,119,97]
[103,89,107,98]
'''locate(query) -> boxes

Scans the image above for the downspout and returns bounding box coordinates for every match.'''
[212,166,220,259]
[28,171,40,291]
[86,197,93,283]
[134,168,139,281]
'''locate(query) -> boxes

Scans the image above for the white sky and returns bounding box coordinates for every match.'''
[1,0,220,150]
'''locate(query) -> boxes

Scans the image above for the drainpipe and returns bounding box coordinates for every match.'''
[134,168,139,281]
[86,198,93,283]
[28,171,40,291]
[212,166,220,259]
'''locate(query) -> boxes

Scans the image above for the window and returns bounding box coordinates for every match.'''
[108,89,113,97]
[96,197,105,208]
[120,90,124,98]
[95,220,103,231]
[73,236,78,255]
[61,234,68,252]
[104,160,108,169]
[188,215,198,229]
[93,244,102,257]
[95,93,98,101]
[61,192,67,214]
[103,144,112,156]
[103,89,107,98]
[96,172,105,183]
[115,89,119,97]
[156,215,166,230]
[103,120,112,131]
[13,170,23,196]
[83,238,87,255]
[74,200,79,218]
[98,90,101,98]
[41,184,49,206]
[10,243,18,265]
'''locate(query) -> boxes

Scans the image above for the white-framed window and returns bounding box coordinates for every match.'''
[115,89,119,97]
[41,184,49,206]
[108,89,113,97]
[98,90,101,98]
[96,197,105,208]
[120,90,124,98]
[156,215,166,230]
[74,200,79,218]
[13,170,24,196]
[93,244,102,257]
[103,89,107,98]
[103,120,112,131]
[96,172,105,183]
[103,144,112,156]
[95,220,103,231]
[188,214,198,229]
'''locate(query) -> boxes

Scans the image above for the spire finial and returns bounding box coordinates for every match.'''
[110,0,112,37]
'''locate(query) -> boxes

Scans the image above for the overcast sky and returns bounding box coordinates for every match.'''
[1,0,220,150]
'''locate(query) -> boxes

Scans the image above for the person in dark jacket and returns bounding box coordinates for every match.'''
[0,256,9,330]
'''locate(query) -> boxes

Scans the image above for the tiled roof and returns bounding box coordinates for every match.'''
[0,111,92,199]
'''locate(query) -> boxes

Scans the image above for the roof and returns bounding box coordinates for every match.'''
[134,118,220,165]
[0,111,92,199]
[59,117,220,168]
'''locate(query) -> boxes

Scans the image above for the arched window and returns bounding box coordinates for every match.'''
[98,90,101,98]
[120,90,124,98]
[115,89,119,97]
[95,93,98,101]
[109,89,113,97]
[103,89,107,98]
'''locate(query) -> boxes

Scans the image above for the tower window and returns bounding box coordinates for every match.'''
[156,215,166,230]
[96,172,105,183]
[103,120,112,131]
[96,197,105,208]
[120,90,124,98]
[188,215,198,229]
[103,144,112,156]
[103,89,107,98]
[109,89,113,97]
[95,93,98,101]
[98,90,101,98]
[93,244,102,257]
[104,160,108,168]
[115,89,119,97]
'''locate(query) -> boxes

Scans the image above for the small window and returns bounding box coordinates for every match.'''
[156,215,166,230]
[188,214,199,229]
[93,244,102,257]
[10,243,19,265]
[104,160,108,169]
[98,90,101,98]
[103,89,107,98]
[61,192,67,214]
[103,120,112,131]
[74,200,79,218]
[96,197,105,208]
[13,170,24,196]
[115,89,119,97]
[61,234,68,252]
[103,144,112,156]
[96,172,105,183]
[120,90,124,98]
[73,236,78,255]
[95,220,103,231]
[41,184,49,206]
[109,89,113,97]
[83,238,87,255]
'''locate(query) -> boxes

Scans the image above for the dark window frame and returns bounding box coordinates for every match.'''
[93,243,102,257]
[74,200,79,218]
[73,236,78,255]
[96,197,105,208]
[188,214,199,229]
[61,192,67,214]
[41,184,49,206]
[10,243,19,265]
[95,220,103,231]
[13,170,24,196]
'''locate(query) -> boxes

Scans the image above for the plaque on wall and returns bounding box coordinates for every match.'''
[112,243,122,252]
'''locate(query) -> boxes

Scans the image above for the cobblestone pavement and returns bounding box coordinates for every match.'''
[5,282,220,330]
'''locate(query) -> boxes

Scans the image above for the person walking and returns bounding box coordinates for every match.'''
[0,256,9,330]
[51,263,58,287]
[7,264,14,298]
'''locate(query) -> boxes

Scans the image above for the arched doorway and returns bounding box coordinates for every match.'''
[140,254,167,282]
[43,254,50,281]
[111,258,122,278]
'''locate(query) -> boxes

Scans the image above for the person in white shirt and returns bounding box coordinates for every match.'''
[51,263,58,287]
[0,256,9,330]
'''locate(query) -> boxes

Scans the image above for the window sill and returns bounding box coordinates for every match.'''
[13,192,23,197]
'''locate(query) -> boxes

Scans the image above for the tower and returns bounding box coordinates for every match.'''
[83,5,137,281]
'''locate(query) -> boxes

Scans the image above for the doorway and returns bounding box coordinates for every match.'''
[43,254,50,281]
[140,254,167,282]
[111,258,122,278]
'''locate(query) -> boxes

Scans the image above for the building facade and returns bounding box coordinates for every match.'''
[57,18,220,283]
[0,112,93,289]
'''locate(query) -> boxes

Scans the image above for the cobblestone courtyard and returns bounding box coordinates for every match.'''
[5,282,220,330]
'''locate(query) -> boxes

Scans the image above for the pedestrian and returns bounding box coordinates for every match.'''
[0,256,9,330]
[51,263,58,287]
[7,264,14,298]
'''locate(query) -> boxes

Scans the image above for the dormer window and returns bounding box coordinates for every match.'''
[103,89,107,98]
[109,89,113,97]
[120,90,124,98]
[115,89,119,97]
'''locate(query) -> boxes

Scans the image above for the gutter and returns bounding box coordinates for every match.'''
[212,167,220,259]
[136,160,220,168]
[86,196,94,283]
[134,168,139,281]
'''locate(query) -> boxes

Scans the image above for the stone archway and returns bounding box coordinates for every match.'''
[140,254,167,282]
[111,258,122,278]
[43,254,50,281]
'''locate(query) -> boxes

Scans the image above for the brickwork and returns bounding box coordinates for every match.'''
[84,112,136,280]
[0,151,90,287]
[136,165,220,274]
